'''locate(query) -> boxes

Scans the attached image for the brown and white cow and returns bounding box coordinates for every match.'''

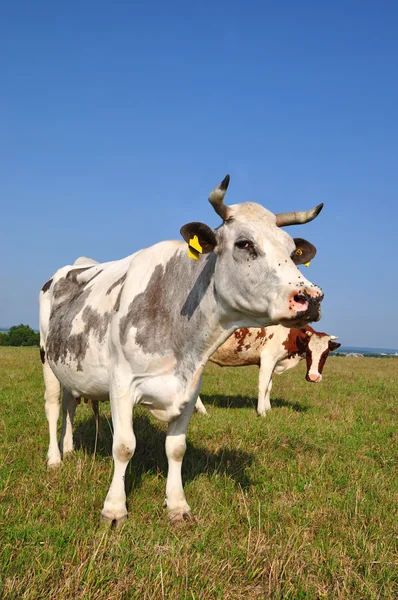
[40,174,324,524]
[195,325,340,416]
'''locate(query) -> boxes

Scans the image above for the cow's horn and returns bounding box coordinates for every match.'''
[275,203,324,227]
[208,174,230,220]
[330,335,338,340]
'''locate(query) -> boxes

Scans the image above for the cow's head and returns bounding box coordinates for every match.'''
[304,328,341,382]
[180,175,324,328]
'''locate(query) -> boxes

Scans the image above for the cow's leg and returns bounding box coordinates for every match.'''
[101,386,135,525]
[43,361,61,467]
[165,399,196,522]
[60,389,77,456]
[257,358,274,416]
[263,378,273,413]
[195,396,208,415]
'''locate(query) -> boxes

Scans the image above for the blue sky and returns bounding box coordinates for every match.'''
[1,1,397,348]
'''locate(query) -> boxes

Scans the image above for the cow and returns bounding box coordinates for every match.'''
[39,174,324,524]
[194,325,341,416]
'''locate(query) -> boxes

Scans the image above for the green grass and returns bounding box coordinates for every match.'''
[0,347,397,599]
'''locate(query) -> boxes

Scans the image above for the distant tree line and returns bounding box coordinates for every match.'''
[0,324,40,347]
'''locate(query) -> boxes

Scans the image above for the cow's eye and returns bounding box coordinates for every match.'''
[235,240,253,250]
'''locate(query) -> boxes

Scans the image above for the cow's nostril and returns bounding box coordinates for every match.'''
[294,294,307,305]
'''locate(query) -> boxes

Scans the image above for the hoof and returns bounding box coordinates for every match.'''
[257,410,270,417]
[47,459,62,470]
[168,510,195,525]
[101,502,128,527]
[62,449,74,460]
[100,513,128,528]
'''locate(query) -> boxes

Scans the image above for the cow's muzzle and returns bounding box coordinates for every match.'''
[298,291,323,322]
[285,289,323,326]
[306,373,322,383]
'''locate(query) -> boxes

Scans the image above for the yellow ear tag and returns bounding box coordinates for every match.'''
[188,235,203,260]
[304,261,311,267]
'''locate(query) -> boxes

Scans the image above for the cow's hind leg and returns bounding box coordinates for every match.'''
[43,361,61,467]
[165,399,196,522]
[101,385,135,525]
[60,389,77,457]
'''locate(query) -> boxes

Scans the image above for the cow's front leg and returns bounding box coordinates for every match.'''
[257,358,274,415]
[101,386,135,525]
[262,378,273,414]
[60,389,77,456]
[165,399,196,522]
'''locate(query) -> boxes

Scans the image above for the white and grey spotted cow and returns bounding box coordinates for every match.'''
[40,174,324,524]
[195,325,340,416]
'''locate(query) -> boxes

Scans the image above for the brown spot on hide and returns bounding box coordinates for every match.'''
[282,328,310,358]
[233,328,250,353]
[305,349,313,375]
[317,349,330,374]
[268,333,274,339]
[255,328,267,340]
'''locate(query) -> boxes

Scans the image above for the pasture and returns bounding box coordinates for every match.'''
[0,347,397,599]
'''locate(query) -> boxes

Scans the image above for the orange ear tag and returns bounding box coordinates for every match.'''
[304,261,311,267]
[188,235,203,260]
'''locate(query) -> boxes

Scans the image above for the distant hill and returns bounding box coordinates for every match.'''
[336,346,398,357]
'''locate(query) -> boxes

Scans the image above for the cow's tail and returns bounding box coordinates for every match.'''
[91,400,100,462]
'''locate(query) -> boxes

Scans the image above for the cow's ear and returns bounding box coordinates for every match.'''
[180,222,217,255]
[292,238,317,265]
[329,341,341,351]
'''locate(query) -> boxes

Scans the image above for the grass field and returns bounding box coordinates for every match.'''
[0,347,397,599]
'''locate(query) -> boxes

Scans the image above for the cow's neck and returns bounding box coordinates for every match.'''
[123,248,255,382]
[170,252,238,376]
